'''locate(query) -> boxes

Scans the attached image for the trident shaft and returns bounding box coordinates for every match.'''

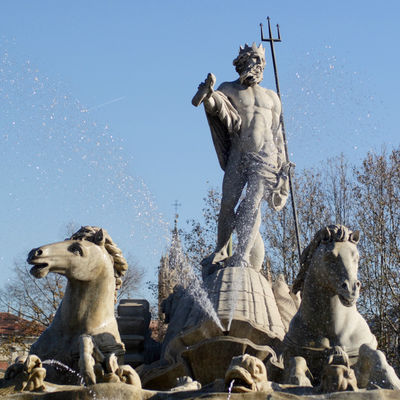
[260,17,302,263]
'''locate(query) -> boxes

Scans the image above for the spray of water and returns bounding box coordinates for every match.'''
[42,359,84,386]
[283,45,384,167]
[42,359,97,399]
[0,41,170,289]
[182,265,224,332]
[167,230,224,331]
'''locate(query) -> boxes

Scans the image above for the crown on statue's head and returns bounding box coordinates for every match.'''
[238,42,265,59]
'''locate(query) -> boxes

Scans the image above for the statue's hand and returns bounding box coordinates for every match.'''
[192,73,216,107]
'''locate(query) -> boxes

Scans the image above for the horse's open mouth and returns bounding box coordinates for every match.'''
[29,263,49,278]
[339,294,356,307]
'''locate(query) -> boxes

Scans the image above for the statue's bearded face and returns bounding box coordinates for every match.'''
[238,53,265,86]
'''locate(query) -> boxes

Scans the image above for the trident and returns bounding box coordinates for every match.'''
[260,17,302,263]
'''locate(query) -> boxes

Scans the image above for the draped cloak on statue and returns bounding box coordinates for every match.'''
[204,89,289,212]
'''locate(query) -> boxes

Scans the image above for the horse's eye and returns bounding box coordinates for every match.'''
[68,243,83,256]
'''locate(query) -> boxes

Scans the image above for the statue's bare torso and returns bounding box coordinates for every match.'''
[218,79,282,163]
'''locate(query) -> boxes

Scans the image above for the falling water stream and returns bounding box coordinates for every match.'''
[227,379,235,400]
[43,360,97,399]
[168,232,224,331]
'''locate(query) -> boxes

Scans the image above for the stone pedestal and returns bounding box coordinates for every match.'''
[139,266,286,389]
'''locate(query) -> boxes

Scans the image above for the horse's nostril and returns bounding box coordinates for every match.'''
[342,282,348,290]
[36,249,43,256]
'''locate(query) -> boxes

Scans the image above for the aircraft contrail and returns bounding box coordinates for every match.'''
[87,96,126,111]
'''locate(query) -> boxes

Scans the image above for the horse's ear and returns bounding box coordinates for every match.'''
[93,229,106,246]
[321,226,331,243]
[350,230,360,244]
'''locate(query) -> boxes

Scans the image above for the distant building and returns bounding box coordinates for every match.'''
[157,213,191,320]
[0,312,44,372]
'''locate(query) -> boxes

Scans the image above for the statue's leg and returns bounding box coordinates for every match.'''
[231,176,264,267]
[202,149,245,266]
[248,215,265,272]
[216,149,246,256]
[78,334,97,385]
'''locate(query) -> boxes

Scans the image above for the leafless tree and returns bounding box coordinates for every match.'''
[117,255,145,301]
[353,148,400,369]
[325,154,354,227]
[181,187,221,272]
[0,259,64,329]
[262,168,332,284]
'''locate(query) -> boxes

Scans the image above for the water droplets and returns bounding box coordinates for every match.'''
[284,44,383,165]
[0,41,171,285]
[43,359,84,386]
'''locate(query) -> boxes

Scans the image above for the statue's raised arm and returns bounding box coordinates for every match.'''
[193,73,241,170]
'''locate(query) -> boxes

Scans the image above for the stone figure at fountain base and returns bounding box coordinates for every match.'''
[138,264,294,389]
[138,225,400,396]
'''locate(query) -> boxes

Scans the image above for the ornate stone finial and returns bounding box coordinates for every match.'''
[172,200,181,232]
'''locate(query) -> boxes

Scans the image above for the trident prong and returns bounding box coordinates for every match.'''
[260,17,281,43]
[259,16,302,265]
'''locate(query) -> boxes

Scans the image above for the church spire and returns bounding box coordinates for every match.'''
[157,200,186,319]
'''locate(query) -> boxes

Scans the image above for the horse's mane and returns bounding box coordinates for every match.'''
[292,224,360,294]
[69,226,128,294]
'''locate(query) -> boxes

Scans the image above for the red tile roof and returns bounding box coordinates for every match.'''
[0,312,44,336]
[0,361,9,370]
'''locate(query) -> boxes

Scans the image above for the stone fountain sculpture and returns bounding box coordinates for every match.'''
[282,224,400,391]
[25,226,136,385]
[2,42,400,400]
[283,226,376,377]
[138,43,296,389]
[136,44,400,396]
[3,220,399,400]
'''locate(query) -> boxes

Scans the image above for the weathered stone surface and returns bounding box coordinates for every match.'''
[26,226,128,384]
[206,267,286,340]
[284,225,377,382]
[224,354,272,393]
[354,344,400,390]
[320,363,358,393]
[272,274,300,332]
[1,379,400,400]
[142,266,287,389]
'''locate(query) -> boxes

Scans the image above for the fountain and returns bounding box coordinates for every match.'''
[1,28,400,400]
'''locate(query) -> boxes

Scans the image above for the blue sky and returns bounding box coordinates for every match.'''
[0,1,399,296]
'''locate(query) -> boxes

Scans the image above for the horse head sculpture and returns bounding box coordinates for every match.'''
[284,225,377,384]
[27,226,128,382]
[293,224,361,307]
